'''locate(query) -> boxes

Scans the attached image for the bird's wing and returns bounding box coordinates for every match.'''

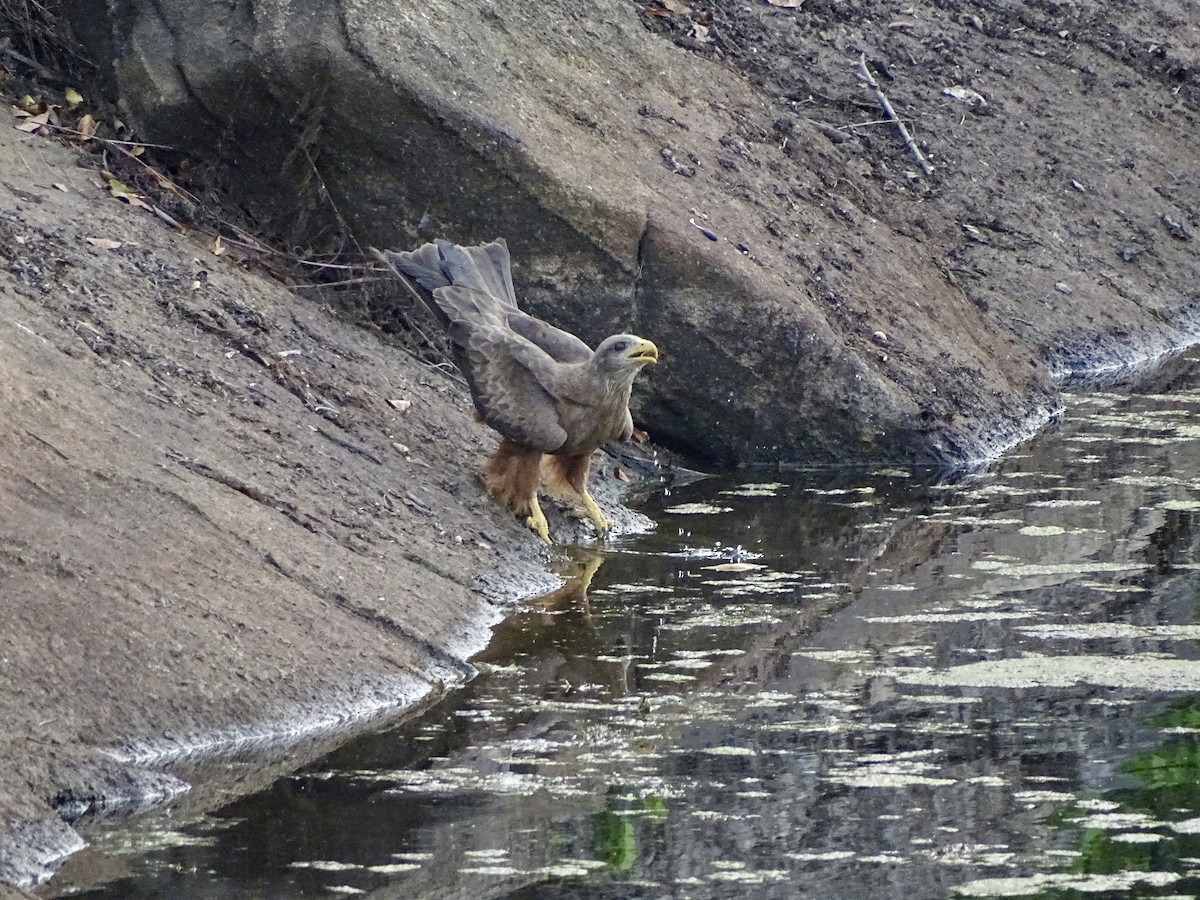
[434,286,570,452]
[505,312,594,363]
[619,407,634,442]
[380,239,590,361]
[440,240,593,362]
[375,245,452,330]
[380,242,449,291]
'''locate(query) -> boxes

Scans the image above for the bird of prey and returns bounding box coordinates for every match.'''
[376,238,658,543]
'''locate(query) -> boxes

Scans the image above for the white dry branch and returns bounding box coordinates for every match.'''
[855,52,934,176]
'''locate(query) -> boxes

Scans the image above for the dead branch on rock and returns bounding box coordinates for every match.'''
[0,43,59,81]
[291,276,387,289]
[855,52,934,177]
[41,121,176,151]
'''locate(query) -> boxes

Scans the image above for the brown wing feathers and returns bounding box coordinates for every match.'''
[379,240,592,362]
[378,239,573,452]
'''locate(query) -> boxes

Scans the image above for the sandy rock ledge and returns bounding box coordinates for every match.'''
[0,121,618,887]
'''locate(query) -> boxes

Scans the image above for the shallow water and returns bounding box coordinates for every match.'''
[48,350,1200,899]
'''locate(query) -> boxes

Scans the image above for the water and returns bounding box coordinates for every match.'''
[45,350,1200,898]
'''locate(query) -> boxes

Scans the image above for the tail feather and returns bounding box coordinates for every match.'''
[434,239,517,307]
[380,243,450,292]
[376,238,518,328]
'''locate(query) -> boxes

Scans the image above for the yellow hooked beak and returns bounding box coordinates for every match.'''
[627,338,659,366]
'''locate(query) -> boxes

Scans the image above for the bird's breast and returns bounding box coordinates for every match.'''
[555,398,629,455]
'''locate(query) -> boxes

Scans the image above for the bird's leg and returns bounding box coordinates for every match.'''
[544,453,613,539]
[580,489,613,538]
[525,493,552,544]
[484,440,553,544]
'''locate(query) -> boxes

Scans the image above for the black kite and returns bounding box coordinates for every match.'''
[377,239,658,543]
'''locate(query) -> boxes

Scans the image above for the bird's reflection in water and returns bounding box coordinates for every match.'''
[475,552,631,697]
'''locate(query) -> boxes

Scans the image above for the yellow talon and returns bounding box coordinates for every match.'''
[525,494,552,544]
[580,490,613,538]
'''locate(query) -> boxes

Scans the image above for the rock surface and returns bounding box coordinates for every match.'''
[0,117,647,886]
[61,0,1200,464]
[1,0,1199,889]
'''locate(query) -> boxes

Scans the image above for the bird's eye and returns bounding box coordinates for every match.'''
[612,340,628,353]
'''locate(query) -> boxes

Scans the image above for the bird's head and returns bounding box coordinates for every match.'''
[594,334,659,373]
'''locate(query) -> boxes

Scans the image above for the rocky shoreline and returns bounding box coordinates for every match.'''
[2,0,1198,889]
[0,118,655,888]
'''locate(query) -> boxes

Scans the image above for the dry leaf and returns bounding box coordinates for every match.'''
[765,0,804,6]
[943,85,987,107]
[75,113,99,141]
[632,427,650,444]
[16,110,50,133]
[143,165,180,195]
[86,237,124,251]
[64,87,83,110]
[209,235,225,256]
[17,95,39,114]
[52,182,68,192]
[614,466,632,483]
[662,0,691,11]
[386,398,412,413]
[107,176,150,209]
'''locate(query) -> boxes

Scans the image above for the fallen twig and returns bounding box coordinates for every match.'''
[149,204,182,230]
[315,426,384,465]
[289,258,365,271]
[0,45,60,82]
[217,233,362,270]
[855,52,934,176]
[39,121,176,151]
[292,276,387,289]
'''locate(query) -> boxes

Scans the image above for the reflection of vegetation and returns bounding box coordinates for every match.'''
[1116,698,1200,816]
[593,811,638,871]
[642,795,669,822]
[1045,695,1200,895]
[1145,700,1200,732]
[1123,741,1200,794]
[591,792,669,873]
[1074,828,1159,875]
